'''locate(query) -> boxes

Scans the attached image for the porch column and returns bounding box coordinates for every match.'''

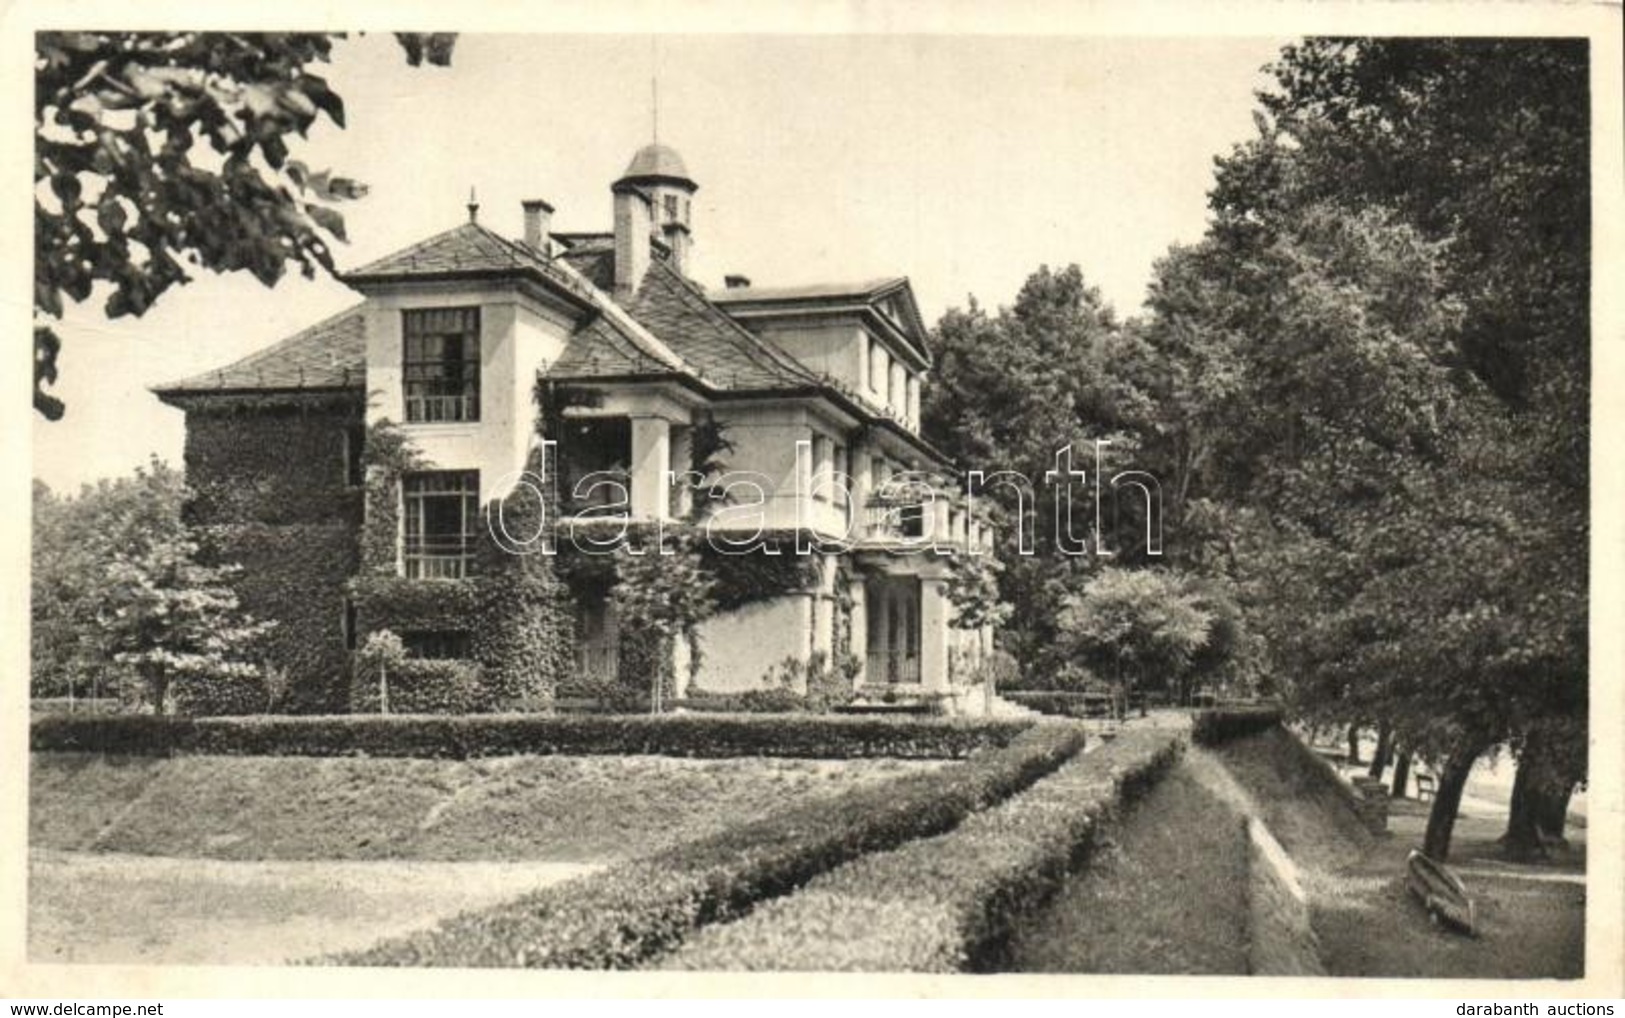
[812,557,835,660]
[919,576,953,693]
[872,582,890,683]
[851,447,873,537]
[672,633,693,700]
[629,416,672,520]
[669,425,693,520]
[848,577,868,688]
[932,494,951,544]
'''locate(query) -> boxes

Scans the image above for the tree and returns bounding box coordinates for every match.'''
[31,458,188,701]
[355,629,406,714]
[1151,38,1589,860]
[33,31,453,419]
[608,533,717,713]
[1056,567,1213,720]
[100,530,275,714]
[922,266,1137,675]
[1225,38,1590,860]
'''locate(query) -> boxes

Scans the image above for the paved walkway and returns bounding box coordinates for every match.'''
[29,849,602,965]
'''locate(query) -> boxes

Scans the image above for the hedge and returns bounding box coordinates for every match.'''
[319,722,1088,968]
[656,726,1182,972]
[1000,690,1113,718]
[1191,705,1284,746]
[30,712,1035,761]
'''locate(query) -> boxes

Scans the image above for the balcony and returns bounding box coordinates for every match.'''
[403,537,475,579]
[406,392,479,424]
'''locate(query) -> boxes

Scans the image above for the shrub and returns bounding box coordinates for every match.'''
[659,727,1182,972]
[319,722,1088,968]
[1001,690,1113,718]
[1191,705,1284,745]
[30,712,1035,760]
[389,660,486,714]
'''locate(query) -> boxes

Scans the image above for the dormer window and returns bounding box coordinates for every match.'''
[404,307,480,423]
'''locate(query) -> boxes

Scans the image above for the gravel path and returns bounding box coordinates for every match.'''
[29,849,602,965]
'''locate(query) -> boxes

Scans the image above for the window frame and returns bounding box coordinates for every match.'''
[402,307,481,424]
[401,469,480,579]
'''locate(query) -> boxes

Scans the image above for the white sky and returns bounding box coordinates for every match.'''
[31,33,1289,492]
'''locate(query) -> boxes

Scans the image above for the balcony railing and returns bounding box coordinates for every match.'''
[866,650,921,685]
[403,537,475,579]
[406,393,480,423]
[862,500,926,542]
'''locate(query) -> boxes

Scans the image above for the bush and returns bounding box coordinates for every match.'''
[1191,705,1284,745]
[319,722,1088,968]
[659,727,1182,972]
[389,660,485,714]
[30,712,1036,760]
[1000,690,1113,718]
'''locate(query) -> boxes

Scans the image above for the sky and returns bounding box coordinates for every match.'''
[31,33,1289,493]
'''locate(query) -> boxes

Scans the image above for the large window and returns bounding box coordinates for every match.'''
[403,307,480,423]
[403,470,479,579]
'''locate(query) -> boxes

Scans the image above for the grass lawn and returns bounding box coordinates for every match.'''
[29,849,601,965]
[1215,730,1586,980]
[30,750,941,966]
[1005,751,1252,974]
[31,752,941,863]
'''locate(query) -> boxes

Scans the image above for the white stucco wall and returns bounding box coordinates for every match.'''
[362,283,571,502]
[694,595,813,692]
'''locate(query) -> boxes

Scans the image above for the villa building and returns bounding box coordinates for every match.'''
[155,142,997,713]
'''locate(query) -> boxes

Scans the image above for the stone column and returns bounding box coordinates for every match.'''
[668,424,693,520]
[629,416,671,520]
[919,576,952,693]
[848,575,868,688]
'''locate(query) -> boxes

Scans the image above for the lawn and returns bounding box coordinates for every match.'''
[1214,730,1586,980]
[29,850,601,965]
[1005,750,1252,974]
[30,750,943,965]
[31,751,941,862]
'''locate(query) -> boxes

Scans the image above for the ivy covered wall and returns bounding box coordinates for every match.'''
[348,430,576,711]
[180,393,364,713]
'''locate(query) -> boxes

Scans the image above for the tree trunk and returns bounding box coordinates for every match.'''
[1390,748,1412,798]
[1368,721,1393,780]
[1422,743,1485,861]
[1501,753,1546,861]
[147,665,170,716]
[1346,723,1362,765]
[1536,779,1577,844]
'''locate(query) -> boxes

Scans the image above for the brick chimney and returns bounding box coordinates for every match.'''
[613,182,653,297]
[522,199,554,256]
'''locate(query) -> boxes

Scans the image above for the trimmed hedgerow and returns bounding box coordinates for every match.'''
[1191,705,1284,746]
[1000,690,1113,718]
[658,727,1182,973]
[30,712,1035,760]
[350,659,486,715]
[317,722,1086,968]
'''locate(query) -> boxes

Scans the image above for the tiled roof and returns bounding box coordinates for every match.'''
[153,304,366,396]
[618,260,822,390]
[343,221,549,279]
